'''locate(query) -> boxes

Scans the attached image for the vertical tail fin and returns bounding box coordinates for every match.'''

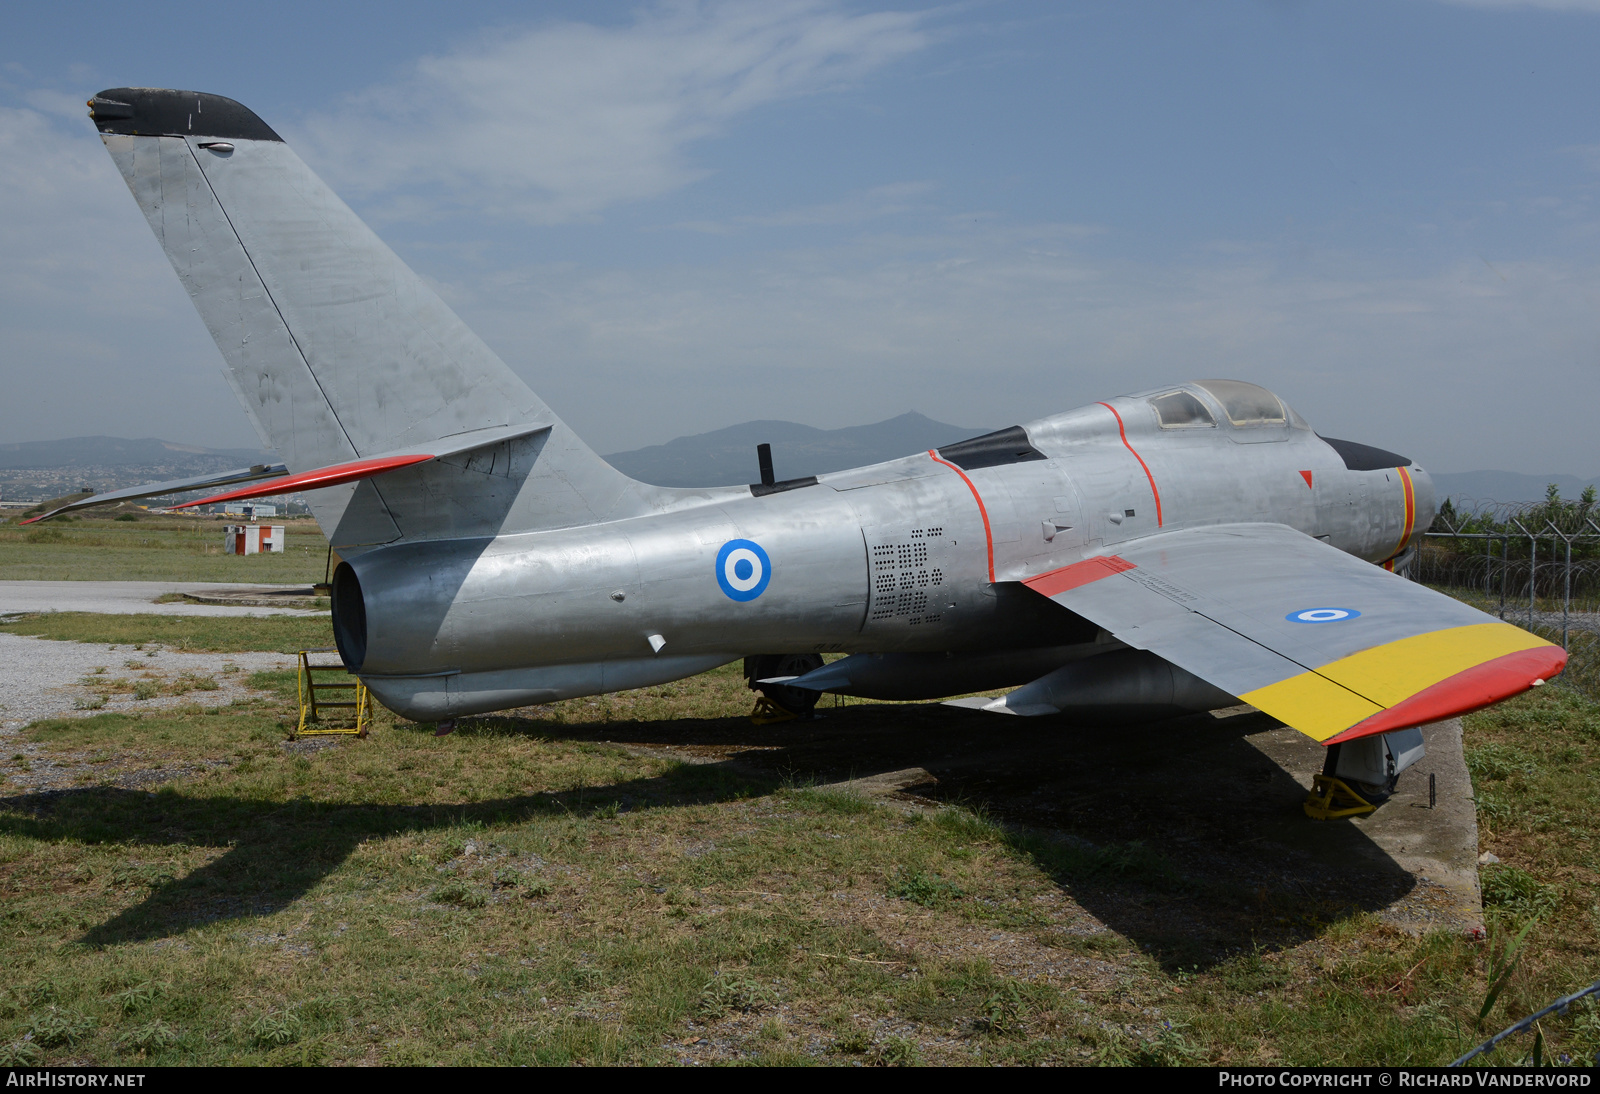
[90,88,645,546]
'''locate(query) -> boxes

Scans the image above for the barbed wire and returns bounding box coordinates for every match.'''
[1450,978,1600,1066]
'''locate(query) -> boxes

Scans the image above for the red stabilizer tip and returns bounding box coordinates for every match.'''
[173,453,434,509]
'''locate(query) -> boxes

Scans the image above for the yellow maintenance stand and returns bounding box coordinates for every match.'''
[294,647,370,738]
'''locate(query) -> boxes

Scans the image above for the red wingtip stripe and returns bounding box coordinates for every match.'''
[1324,645,1569,745]
[172,453,435,509]
[1097,402,1163,527]
[1023,555,1136,598]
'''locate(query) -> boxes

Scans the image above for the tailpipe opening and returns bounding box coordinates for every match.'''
[330,561,367,671]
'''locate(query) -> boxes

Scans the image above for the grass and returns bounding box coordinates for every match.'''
[0,613,334,654]
[0,692,1098,1064]
[0,515,328,582]
[0,630,1597,1063]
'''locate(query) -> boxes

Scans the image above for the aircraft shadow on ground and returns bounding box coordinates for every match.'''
[0,702,1412,969]
[536,700,1417,970]
[0,760,768,950]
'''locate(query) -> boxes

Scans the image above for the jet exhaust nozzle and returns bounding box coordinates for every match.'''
[330,561,367,671]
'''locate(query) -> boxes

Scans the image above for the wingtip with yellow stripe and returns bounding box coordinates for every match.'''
[1241,623,1565,745]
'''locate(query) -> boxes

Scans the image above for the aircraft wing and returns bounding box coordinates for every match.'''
[1021,523,1565,744]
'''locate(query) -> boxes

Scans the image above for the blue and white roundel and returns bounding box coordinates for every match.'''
[716,539,772,602]
[1287,607,1361,624]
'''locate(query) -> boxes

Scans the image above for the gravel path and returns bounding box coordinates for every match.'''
[0,632,296,734]
[0,580,324,618]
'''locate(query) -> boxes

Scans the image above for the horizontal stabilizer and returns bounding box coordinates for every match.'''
[20,463,288,523]
[171,425,553,510]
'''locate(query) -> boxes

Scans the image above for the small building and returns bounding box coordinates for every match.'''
[224,524,285,555]
[224,503,277,518]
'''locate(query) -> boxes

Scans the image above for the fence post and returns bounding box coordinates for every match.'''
[1564,533,1571,650]
[1548,521,1572,650]
[1511,519,1535,629]
[1500,534,1508,620]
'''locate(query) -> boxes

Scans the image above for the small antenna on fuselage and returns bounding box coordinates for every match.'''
[757,443,775,487]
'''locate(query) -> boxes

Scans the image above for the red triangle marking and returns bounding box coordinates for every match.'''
[1298,470,1314,489]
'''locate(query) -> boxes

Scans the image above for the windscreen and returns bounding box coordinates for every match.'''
[1195,380,1285,426]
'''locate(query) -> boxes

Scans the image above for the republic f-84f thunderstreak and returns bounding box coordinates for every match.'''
[45,88,1566,801]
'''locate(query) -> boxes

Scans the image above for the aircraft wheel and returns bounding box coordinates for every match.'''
[1321,743,1397,804]
[748,652,824,716]
[1349,776,1398,804]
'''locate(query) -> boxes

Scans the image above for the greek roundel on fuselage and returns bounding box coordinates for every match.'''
[716,539,772,602]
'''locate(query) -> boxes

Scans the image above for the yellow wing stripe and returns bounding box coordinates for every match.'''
[1241,622,1551,743]
[1241,673,1382,742]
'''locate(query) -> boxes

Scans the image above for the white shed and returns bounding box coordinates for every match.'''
[224,524,285,555]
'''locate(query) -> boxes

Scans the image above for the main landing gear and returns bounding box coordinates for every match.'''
[743,653,825,721]
[1304,727,1427,819]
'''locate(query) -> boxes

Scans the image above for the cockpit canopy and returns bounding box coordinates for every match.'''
[1145,380,1301,431]
[1149,390,1214,428]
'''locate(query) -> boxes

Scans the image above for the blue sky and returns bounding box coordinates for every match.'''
[3,0,1598,474]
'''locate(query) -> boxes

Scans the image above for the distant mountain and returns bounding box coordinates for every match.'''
[1430,471,1598,508]
[603,412,991,487]
[0,436,272,471]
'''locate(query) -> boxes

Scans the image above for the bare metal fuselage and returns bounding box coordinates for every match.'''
[341,392,1432,720]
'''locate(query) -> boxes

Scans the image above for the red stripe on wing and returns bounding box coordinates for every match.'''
[1023,555,1136,597]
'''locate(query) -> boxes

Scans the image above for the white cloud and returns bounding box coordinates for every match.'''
[297,1,932,224]
[666,181,940,234]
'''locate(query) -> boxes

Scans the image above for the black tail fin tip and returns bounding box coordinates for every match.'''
[90,88,283,142]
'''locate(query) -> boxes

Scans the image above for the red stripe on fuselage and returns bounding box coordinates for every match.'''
[928,450,996,583]
[1097,402,1163,527]
[1023,555,1137,598]
[1378,465,1417,570]
[1398,465,1416,549]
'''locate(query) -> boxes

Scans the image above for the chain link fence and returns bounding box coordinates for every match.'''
[1414,490,1600,700]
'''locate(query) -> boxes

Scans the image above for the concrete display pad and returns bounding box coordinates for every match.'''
[1243,715,1481,937]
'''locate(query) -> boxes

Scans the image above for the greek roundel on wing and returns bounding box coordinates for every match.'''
[1287,607,1361,624]
[716,539,772,602]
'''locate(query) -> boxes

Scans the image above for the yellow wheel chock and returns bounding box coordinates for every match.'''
[294,647,370,739]
[749,695,798,725]
[1303,774,1376,819]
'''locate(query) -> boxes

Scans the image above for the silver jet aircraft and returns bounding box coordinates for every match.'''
[39,88,1567,801]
